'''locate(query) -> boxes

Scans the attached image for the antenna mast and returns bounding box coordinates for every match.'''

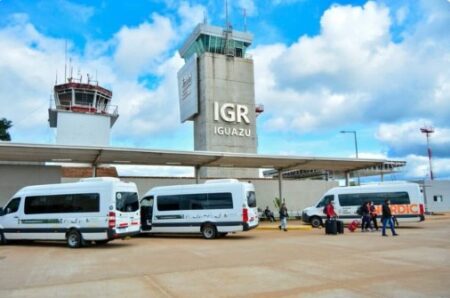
[420,126,435,180]
[64,40,67,83]
[225,0,230,29]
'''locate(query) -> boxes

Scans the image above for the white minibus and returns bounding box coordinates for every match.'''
[0,177,140,248]
[140,179,259,239]
[302,182,425,228]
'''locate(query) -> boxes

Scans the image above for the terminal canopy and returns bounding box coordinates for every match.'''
[0,143,388,173]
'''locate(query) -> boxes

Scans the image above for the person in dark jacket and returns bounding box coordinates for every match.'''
[278,203,288,231]
[381,199,398,237]
[264,206,276,222]
[361,201,371,232]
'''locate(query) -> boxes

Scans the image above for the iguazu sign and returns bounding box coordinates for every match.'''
[213,102,252,137]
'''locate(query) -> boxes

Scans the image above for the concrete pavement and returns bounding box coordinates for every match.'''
[0,217,449,297]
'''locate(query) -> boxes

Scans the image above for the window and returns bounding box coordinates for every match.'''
[338,192,410,207]
[246,192,257,208]
[116,192,139,212]
[433,195,443,203]
[25,193,99,214]
[4,197,21,214]
[316,195,334,208]
[210,193,234,209]
[157,192,233,211]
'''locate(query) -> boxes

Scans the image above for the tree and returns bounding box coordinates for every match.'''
[0,118,12,141]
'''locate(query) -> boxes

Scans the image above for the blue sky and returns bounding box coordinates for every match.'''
[0,0,449,179]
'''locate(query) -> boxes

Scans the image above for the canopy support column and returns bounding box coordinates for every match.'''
[195,166,200,184]
[345,171,350,186]
[278,170,283,204]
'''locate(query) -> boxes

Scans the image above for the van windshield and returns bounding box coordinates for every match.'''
[116,192,139,212]
[316,195,334,208]
[247,191,257,208]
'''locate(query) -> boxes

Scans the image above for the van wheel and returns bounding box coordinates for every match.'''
[201,224,217,239]
[310,217,322,228]
[0,231,6,245]
[67,230,83,248]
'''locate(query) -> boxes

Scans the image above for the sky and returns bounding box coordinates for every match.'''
[0,0,449,180]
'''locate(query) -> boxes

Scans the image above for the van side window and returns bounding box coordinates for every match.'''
[157,192,233,211]
[25,193,100,214]
[338,192,410,207]
[5,197,21,214]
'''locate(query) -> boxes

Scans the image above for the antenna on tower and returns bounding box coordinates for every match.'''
[55,70,58,85]
[69,57,73,82]
[64,40,67,83]
[225,0,230,30]
[203,9,207,24]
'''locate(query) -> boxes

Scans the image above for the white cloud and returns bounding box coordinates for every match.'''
[177,2,206,34]
[252,0,450,134]
[402,154,450,180]
[113,13,176,77]
[376,119,450,157]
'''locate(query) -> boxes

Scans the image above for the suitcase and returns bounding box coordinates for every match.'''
[325,219,337,235]
[348,220,358,232]
[337,220,344,234]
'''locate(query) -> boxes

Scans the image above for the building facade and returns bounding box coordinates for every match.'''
[178,23,259,178]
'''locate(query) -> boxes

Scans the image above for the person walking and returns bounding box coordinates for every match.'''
[279,203,288,231]
[361,201,371,232]
[381,199,398,237]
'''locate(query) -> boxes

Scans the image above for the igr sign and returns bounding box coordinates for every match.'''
[213,102,250,124]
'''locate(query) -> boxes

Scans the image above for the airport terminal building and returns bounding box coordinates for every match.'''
[1,22,449,214]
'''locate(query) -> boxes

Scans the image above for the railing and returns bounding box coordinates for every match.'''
[53,103,118,117]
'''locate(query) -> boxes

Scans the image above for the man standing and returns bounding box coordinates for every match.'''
[324,200,337,219]
[279,203,288,231]
[382,199,399,237]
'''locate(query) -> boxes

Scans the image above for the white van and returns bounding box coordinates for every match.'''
[302,182,425,227]
[140,179,259,239]
[0,177,140,248]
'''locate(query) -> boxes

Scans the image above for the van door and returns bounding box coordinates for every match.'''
[140,196,154,231]
[1,197,22,240]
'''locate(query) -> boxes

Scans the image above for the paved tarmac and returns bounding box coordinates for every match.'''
[1,216,449,297]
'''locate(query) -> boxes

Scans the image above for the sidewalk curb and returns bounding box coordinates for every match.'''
[256,225,313,231]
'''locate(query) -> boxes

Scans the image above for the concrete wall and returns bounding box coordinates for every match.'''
[0,164,61,206]
[62,177,337,216]
[56,111,111,146]
[194,53,258,178]
[423,180,450,212]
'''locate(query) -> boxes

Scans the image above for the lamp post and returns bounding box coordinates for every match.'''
[340,130,360,185]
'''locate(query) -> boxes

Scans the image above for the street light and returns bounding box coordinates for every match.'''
[340,130,360,185]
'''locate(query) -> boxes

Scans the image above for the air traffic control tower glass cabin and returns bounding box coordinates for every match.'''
[178,23,259,178]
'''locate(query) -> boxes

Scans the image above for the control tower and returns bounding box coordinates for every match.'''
[178,23,261,178]
[48,76,118,146]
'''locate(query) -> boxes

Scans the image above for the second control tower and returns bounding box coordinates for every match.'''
[178,23,261,178]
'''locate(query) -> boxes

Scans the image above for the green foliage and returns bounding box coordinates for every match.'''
[0,118,12,141]
[273,197,284,209]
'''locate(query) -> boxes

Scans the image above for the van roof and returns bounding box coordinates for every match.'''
[328,182,418,193]
[16,179,135,194]
[148,180,247,193]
